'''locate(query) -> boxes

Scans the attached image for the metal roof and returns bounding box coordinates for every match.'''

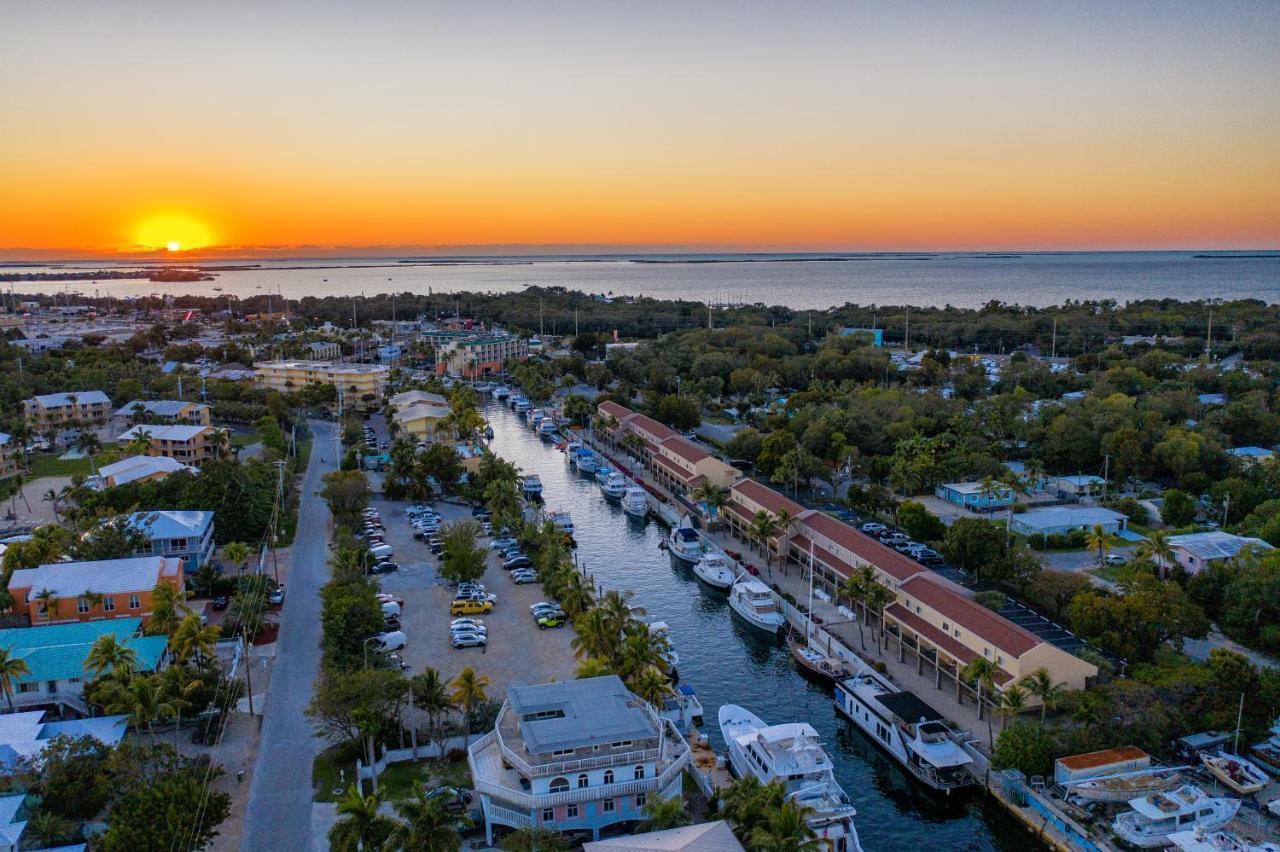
[878,691,945,725]
[128,510,214,540]
[508,675,658,755]
[0,619,166,684]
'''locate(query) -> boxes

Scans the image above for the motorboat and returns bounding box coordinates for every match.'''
[1201,751,1269,795]
[727,575,785,634]
[691,551,737,590]
[621,486,649,518]
[645,620,680,671]
[1250,716,1280,772]
[547,510,574,535]
[521,475,543,499]
[666,514,703,565]
[1112,785,1241,849]
[492,385,510,400]
[1168,828,1280,852]
[574,447,598,475]
[790,638,851,684]
[595,464,612,485]
[599,470,628,499]
[834,668,975,793]
[537,417,558,440]
[656,683,704,733]
[528,408,544,428]
[563,440,582,464]
[513,396,531,414]
[719,704,861,852]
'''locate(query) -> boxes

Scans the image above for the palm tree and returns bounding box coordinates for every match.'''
[748,511,779,563]
[80,589,105,619]
[995,683,1027,730]
[8,473,30,516]
[102,674,189,734]
[839,574,869,650]
[627,664,673,709]
[449,666,490,748]
[169,612,220,665]
[599,589,640,635]
[147,582,192,636]
[387,790,469,851]
[556,574,595,618]
[636,794,691,832]
[574,657,614,679]
[772,508,798,564]
[209,427,232,460]
[329,786,396,852]
[1022,667,1066,721]
[570,608,616,661]
[221,541,252,575]
[960,657,999,745]
[42,488,63,523]
[0,647,31,711]
[1137,529,1175,579]
[32,587,57,621]
[74,430,102,475]
[689,481,727,521]
[862,577,896,651]
[748,799,822,852]
[1084,524,1111,567]
[411,667,452,750]
[23,811,72,848]
[123,428,153,459]
[84,633,138,681]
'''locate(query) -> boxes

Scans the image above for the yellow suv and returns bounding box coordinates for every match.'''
[450,599,494,616]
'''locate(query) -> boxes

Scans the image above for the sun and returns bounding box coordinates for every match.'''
[135,215,214,252]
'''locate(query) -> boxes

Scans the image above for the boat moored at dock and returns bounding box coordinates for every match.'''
[727,574,785,634]
[521,475,543,499]
[719,704,861,851]
[691,551,737,590]
[621,486,649,519]
[1112,785,1241,849]
[546,510,574,535]
[599,470,628,499]
[665,514,704,564]
[537,417,558,440]
[834,670,975,793]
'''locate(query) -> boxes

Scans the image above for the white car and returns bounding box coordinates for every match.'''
[511,572,538,585]
[450,624,487,636]
[373,631,407,651]
[452,633,487,648]
[450,618,485,631]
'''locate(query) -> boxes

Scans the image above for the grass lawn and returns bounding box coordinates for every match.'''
[229,433,258,448]
[312,747,470,803]
[26,451,114,479]
[1088,564,1124,583]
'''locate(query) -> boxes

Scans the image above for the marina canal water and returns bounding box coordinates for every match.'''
[486,401,1028,851]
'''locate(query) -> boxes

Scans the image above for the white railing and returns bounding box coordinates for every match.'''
[474,751,690,810]
[486,802,531,829]
[493,703,669,778]
[12,690,90,716]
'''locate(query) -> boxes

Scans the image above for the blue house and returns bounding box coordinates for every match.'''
[935,481,1016,510]
[839,327,883,347]
[128,510,216,570]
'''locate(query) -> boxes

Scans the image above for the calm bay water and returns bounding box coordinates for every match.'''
[10,252,1279,309]
[486,401,1025,851]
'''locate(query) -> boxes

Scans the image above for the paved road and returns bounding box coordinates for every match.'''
[242,421,335,851]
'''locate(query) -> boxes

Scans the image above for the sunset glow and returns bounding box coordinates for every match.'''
[1,2,1277,256]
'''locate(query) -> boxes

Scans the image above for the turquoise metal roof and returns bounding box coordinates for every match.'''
[0,619,167,684]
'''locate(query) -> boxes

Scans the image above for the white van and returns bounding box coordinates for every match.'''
[369,543,394,560]
[373,631,406,651]
[380,601,402,618]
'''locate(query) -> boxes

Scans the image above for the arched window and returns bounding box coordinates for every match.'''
[577,773,589,789]
[549,777,569,793]
[603,769,615,785]
[634,765,645,780]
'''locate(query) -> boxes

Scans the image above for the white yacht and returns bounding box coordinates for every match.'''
[727,575,785,633]
[547,510,574,535]
[575,447,598,475]
[492,385,510,400]
[691,551,737,590]
[656,683,704,733]
[834,668,975,793]
[537,417,558,440]
[665,514,703,565]
[563,440,582,464]
[528,408,544,428]
[521,475,543,499]
[513,396,531,414]
[1168,829,1280,852]
[719,704,861,852]
[600,470,628,499]
[621,486,649,519]
[1112,785,1241,849]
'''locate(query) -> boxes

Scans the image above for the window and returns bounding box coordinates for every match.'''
[549,777,569,794]
[542,808,553,822]
[577,774,589,789]
[610,740,633,749]
[128,594,141,610]
[635,793,647,808]
[550,748,574,757]
[633,765,645,780]
[19,683,37,693]
[78,598,90,614]
[602,799,615,813]
[942,622,950,632]
[564,804,578,818]
[603,769,614,785]
[103,597,116,612]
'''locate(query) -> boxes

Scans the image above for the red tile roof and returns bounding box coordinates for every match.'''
[627,413,679,443]
[597,401,633,421]
[899,575,1041,657]
[729,478,803,516]
[652,452,699,483]
[884,602,980,667]
[660,436,710,464]
[799,511,923,584]
[789,534,859,581]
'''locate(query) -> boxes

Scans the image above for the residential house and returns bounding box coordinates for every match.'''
[127,510,216,570]
[1161,531,1274,575]
[934,481,1016,511]
[584,821,744,851]
[8,556,185,626]
[1227,446,1275,465]
[1002,461,1050,493]
[1009,506,1127,539]
[305,340,342,360]
[1054,475,1105,501]
[0,710,128,769]
[22,390,112,442]
[0,618,167,714]
[91,454,196,489]
[117,423,215,465]
[111,399,211,435]
[467,675,690,845]
[433,331,528,379]
[392,403,452,442]
[254,360,389,410]
[0,434,17,482]
[389,389,448,409]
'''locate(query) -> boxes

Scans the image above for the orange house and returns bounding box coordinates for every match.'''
[8,556,185,626]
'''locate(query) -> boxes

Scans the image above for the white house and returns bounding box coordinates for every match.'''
[1162,531,1274,575]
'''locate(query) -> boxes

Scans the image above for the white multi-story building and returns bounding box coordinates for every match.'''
[468,676,690,845]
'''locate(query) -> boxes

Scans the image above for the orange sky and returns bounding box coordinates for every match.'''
[2,2,1278,256]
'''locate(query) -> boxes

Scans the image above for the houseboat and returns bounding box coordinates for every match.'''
[521,475,543,500]
[1112,785,1241,849]
[621,486,649,519]
[665,514,703,565]
[727,575,785,634]
[1201,751,1269,795]
[691,551,737,590]
[719,704,861,851]
[834,669,975,793]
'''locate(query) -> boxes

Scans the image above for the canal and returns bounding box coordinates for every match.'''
[486,400,1027,851]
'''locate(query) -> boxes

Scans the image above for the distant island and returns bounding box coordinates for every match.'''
[0,267,217,283]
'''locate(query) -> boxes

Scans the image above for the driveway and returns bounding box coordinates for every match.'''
[242,421,336,850]
[1042,547,1136,573]
[696,419,742,447]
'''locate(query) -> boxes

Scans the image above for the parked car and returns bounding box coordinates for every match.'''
[373,631,407,651]
[537,613,567,629]
[211,596,229,610]
[452,633,487,648]
[370,561,398,574]
[860,522,887,534]
[511,571,538,585]
[450,617,485,631]
[451,599,493,616]
[449,623,487,636]
[1103,554,1128,566]
[268,586,286,606]
[377,593,405,607]
[504,556,532,570]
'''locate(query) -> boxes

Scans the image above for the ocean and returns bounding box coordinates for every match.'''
[6,251,1278,310]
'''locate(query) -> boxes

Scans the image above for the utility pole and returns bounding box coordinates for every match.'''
[242,635,255,715]
[1051,317,1057,359]
[904,306,910,353]
[1205,309,1214,360]
[707,303,712,331]
[1101,455,1110,502]
[574,308,579,338]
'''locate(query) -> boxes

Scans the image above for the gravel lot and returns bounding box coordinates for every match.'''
[367,497,579,697]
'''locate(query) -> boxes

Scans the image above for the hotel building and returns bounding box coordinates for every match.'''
[254,360,389,410]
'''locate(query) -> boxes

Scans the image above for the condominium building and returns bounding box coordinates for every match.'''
[304,340,342,360]
[592,402,739,494]
[117,423,216,465]
[254,360,389,410]
[8,556,185,626]
[127,510,217,570]
[434,332,528,379]
[0,433,18,481]
[392,403,452,442]
[111,399,212,435]
[468,676,691,845]
[22,390,112,439]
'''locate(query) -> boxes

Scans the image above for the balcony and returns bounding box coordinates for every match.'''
[492,701,676,778]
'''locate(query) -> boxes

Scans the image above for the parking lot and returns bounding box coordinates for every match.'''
[365,496,579,695]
